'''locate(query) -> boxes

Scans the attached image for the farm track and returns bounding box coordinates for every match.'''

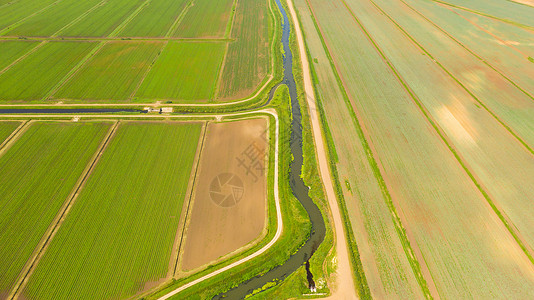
[305,0,437,297]
[353,0,534,263]
[7,120,119,300]
[287,0,357,297]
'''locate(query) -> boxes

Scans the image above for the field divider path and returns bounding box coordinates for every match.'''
[171,123,208,276]
[213,0,238,100]
[306,0,437,297]
[397,0,534,103]
[224,0,239,38]
[130,0,198,101]
[108,0,152,37]
[341,0,534,265]
[165,0,196,38]
[7,120,120,300]
[0,119,30,156]
[0,0,21,10]
[42,41,107,101]
[52,0,109,37]
[0,0,64,35]
[0,41,47,76]
[426,0,534,30]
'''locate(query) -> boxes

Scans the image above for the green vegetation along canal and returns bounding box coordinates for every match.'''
[214,0,326,298]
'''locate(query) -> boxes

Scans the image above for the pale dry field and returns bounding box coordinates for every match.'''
[179,118,269,272]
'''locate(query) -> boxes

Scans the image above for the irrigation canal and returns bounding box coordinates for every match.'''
[214,0,326,298]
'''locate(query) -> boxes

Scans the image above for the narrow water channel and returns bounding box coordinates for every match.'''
[214,0,326,298]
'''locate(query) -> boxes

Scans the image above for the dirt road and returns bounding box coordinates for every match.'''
[286,0,358,298]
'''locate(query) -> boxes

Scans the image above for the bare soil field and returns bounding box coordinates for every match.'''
[179,118,268,272]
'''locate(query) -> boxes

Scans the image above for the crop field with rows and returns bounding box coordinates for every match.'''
[295,0,534,298]
[0,0,273,103]
[22,122,202,300]
[0,121,111,295]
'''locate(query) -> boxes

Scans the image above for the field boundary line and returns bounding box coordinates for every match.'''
[224,0,239,39]
[7,120,120,300]
[397,0,534,104]
[171,122,208,276]
[212,43,230,100]
[306,0,436,297]
[52,0,109,37]
[166,0,196,38]
[108,0,152,37]
[0,0,64,35]
[129,42,169,101]
[156,109,282,300]
[43,41,107,101]
[0,41,46,76]
[425,0,534,31]
[0,119,30,157]
[0,0,20,10]
[214,0,238,99]
[345,0,534,266]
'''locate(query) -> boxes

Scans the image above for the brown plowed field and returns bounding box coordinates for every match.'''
[179,118,268,272]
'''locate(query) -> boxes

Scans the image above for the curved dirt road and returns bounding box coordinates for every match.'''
[286,0,357,298]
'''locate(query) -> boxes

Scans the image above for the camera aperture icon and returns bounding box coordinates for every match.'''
[209,173,244,207]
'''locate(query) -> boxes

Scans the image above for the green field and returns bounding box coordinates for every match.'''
[58,0,145,37]
[54,41,164,101]
[118,0,189,37]
[0,121,111,294]
[173,0,234,38]
[0,0,56,31]
[0,40,39,71]
[2,0,102,37]
[0,41,96,101]
[23,122,202,300]
[136,42,225,101]
[303,0,534,298]
[218,0,271,99]
[0,121,21,144]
